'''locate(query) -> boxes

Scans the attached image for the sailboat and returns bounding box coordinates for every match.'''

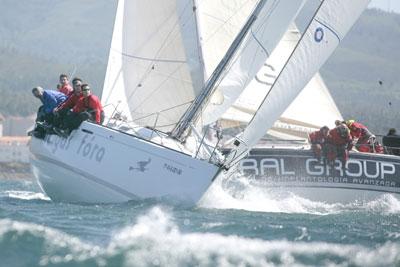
[220,0,400,202]
[29,0,307,203]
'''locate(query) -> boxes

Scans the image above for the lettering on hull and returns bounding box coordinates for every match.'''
[43,134,106,163]
[239,153,400,192]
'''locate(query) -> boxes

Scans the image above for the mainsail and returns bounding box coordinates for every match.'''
[225,0,371,166]
[102,0,205,132]
[195,0,259,79]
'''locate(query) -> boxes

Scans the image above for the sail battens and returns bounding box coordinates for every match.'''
[119,51,187,64]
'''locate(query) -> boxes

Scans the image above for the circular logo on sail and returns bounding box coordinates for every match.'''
[314,27,324,42]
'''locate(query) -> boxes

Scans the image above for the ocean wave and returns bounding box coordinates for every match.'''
[0,208,399,267]
[364,194,400,214]
[199,174,400,215]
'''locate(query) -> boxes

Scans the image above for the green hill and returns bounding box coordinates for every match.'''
[0,2,399,135]
[322,8,400,134]
[0,0,116,116]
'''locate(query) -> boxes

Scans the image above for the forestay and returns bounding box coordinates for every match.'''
[102,0,204,132]
[199,0,307,126]
[225,0,371,167]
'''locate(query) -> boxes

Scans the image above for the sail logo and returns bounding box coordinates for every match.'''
[314,27,324,43]
[129,158,151,172]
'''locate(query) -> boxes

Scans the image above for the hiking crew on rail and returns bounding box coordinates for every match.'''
[30,74,104,139]
[308,119,396,165]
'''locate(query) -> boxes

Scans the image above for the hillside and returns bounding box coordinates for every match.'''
[322,8,400,134]
[0,0,116,116]
[0,2,399,134]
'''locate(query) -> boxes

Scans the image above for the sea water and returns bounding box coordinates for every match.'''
[0,175,399,267]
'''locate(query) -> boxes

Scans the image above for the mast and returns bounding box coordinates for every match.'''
[171,0,268,140]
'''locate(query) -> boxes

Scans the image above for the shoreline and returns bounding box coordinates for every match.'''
[0,162,31,179]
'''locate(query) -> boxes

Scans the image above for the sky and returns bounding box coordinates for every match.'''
[369,0,400,13]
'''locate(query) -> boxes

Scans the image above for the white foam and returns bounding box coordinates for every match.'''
[0,209,399,266]
[3,190,50,201]
[365,194,400,214]
[199,174,400,215]
[108,207,400,267]
[0,219,101,265]
[199,174,339,214]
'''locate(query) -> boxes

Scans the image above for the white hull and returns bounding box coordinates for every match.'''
[30,122,220,203]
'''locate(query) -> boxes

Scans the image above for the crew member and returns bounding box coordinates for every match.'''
[326,124,353,167]
[31,86,67,138]
[54,84,104,137]
[53,77,83,128]
[58,74,73,96]
[32,86,67,123]
[308,126,329,161]
[346,120,374,153]
[383,128,400,155]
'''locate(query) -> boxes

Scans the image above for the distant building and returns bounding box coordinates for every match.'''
[2,115,35,136]
[0,136,30,163]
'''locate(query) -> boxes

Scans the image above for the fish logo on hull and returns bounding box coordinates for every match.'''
[129,158,151,172]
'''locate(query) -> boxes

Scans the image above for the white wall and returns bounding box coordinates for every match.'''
[0,138,30,163]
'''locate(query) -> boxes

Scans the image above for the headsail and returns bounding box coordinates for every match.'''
[221,25,342,138]
[101,0,132,122]
[198,0,307,126]
[102,0,204,132]
[225,0,371,167]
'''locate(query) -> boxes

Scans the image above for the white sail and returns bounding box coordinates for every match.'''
[221,25,342,138]
[199,0,307,126]
[195,0,258,79]
[102,0,204,132]
[101,0,132,121]
[226,0,370,166]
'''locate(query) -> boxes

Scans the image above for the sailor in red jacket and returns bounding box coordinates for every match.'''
[72,84,103,124]
[326,124,353,166]
[54,78,83,113]
[346,120,374,153]
[53,78,83,128]
[54,84,104,137]
[57,74,73,96]
[308,126,329,160]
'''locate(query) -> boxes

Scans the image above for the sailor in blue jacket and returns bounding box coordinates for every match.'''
[32,86,67,123]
